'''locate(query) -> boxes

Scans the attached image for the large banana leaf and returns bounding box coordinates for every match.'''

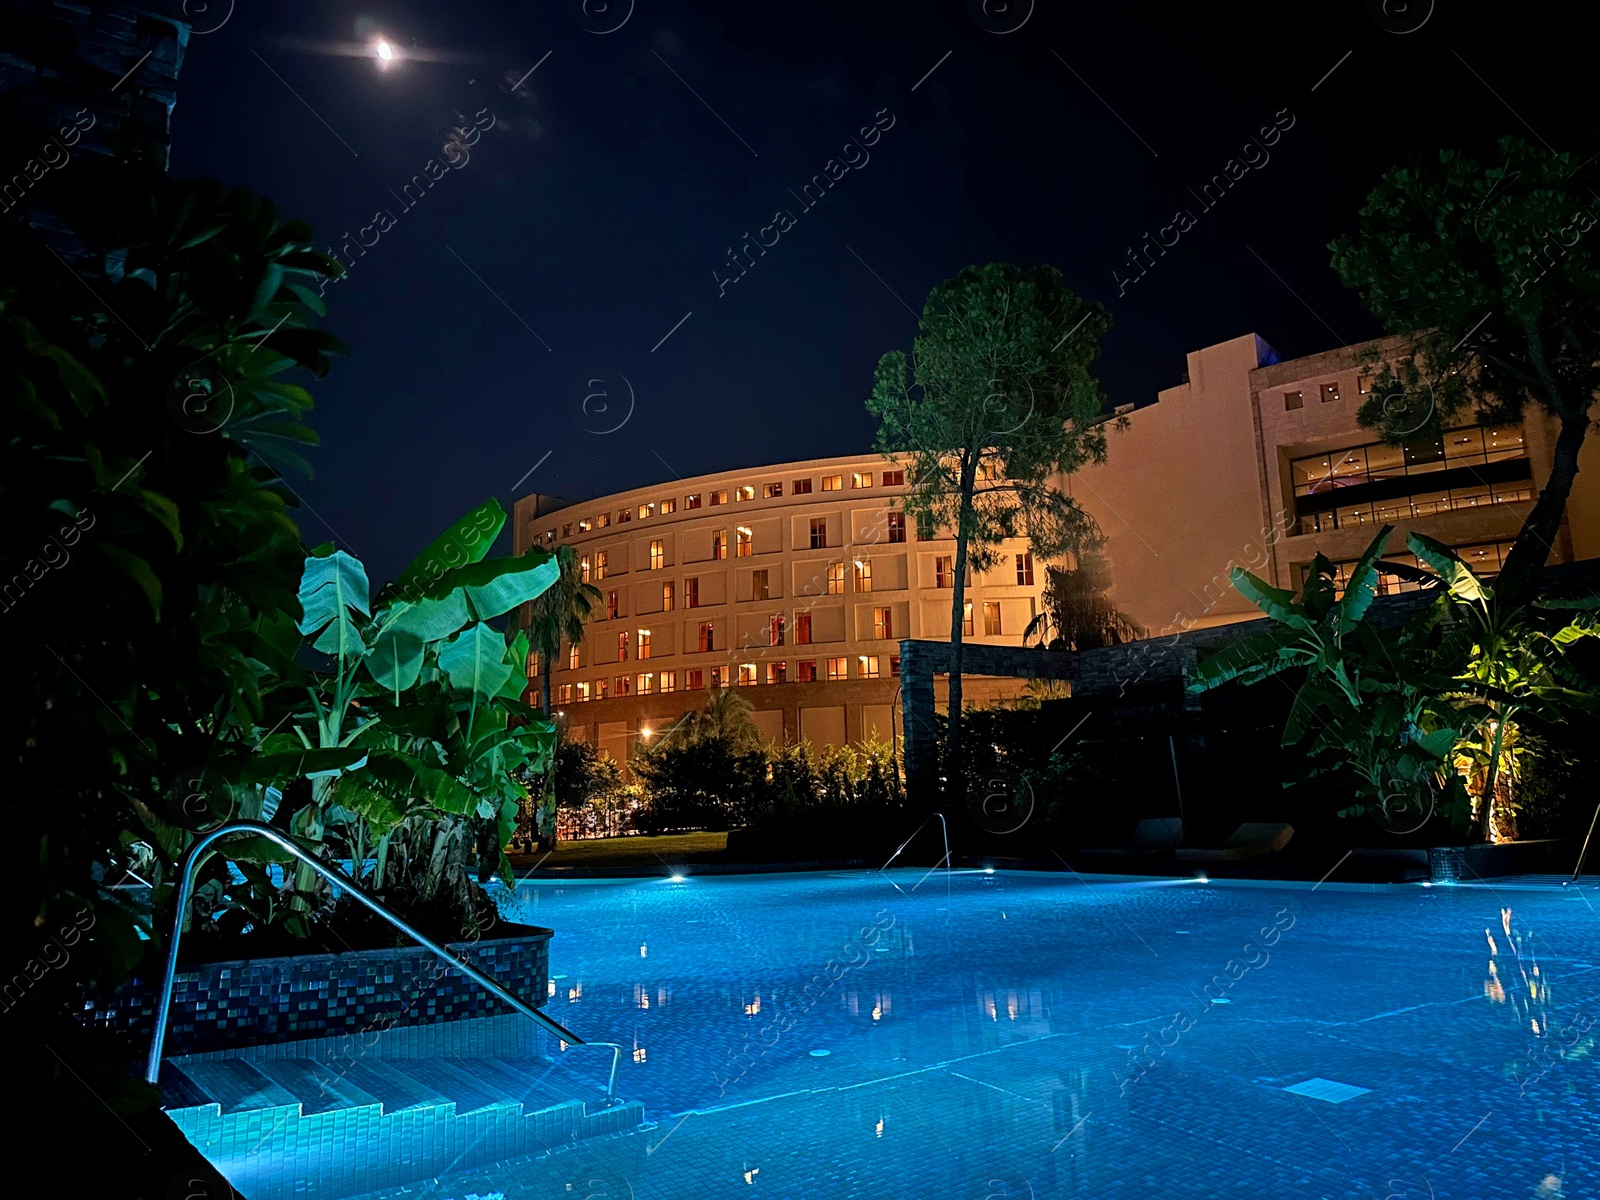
[438,622,515,699]
[364,748,477,815]
[297,549,371,659]
[366,626,424,694]
[1335,523,1394,631]
[1185,626,1302,692]
[432,550,560,621]
[1406,532,1492,603]
[389,500,507,601]
[383,589,472,642]
[1228,566,1312,630]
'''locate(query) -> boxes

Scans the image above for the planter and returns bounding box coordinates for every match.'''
[1427,839,1567,882]
[82,925,553,1058]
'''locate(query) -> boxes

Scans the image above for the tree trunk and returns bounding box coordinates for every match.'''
[943,456,978,802]
[1497,408,1589,605]
[1474,713,1509,844]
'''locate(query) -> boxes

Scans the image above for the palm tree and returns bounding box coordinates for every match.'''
[680,686,762,751]
[525,544,602,715]
[1024,549,1144,651]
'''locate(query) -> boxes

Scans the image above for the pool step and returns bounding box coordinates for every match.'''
[163,1052,645,1200]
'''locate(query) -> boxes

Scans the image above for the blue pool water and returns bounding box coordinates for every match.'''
[348,868,1599,1200]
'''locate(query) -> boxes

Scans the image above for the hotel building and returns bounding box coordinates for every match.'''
[513,456,1048,764]
[515,333,1600,760]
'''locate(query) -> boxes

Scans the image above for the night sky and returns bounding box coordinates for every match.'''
[169,0,1592,581]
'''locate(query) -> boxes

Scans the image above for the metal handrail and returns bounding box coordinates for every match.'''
[881,812,951,875]
[1572,801,1600,883]
[144,819,586,1085]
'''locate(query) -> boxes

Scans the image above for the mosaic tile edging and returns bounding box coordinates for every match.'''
[83,928,552,1056]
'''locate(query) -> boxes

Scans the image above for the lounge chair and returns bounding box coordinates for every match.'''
[1079,818,1185,858]
[1175,822,1294,862]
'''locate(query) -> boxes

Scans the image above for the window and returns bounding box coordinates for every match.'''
[617,631,629,661]
[827,562,845,595]
[660,670,677,693]
[766,662,786,685]
[890,656,900,677]
[662,581,675,611]
[853,559,872,592]
[827,656,848,681]
[734,485,755,502]
[795,612,812,644]
[888,513,906,543]
[858,655,880,679]
[962,603,974,636]
[1284,389,1304,411]
[617,509,631,523]
[637,672,653,694]
[710,666,724,688]
[640,503,654,519]
[764,482,783,499]
[662,498,677,514]
[882,468,905,486]
[935,556,954,588]
[686,494,702,510]
[638,629,651,659]
[698,622,715,653]
[615,675,632,696]
[810,518,828,550]
[792,478,813,495]
[710,489,729,506]
[983,601,1002,636]
[529,655,540,676]
[1357,375,1371,396]
[580,554,592,583]
[738,663,757,686]
[562,523,573,538]
[873,607,893,640]
[798,660,818,683]
[685,577,700,608]
[578,518,592,532]
[820,474,842,491]
[916,516,936,542]
[576,681,591,701]
[594,550,608,580]
[649,539,665,570]
[752,569,769,602]
[1016,552,1035,586]
[606,590,619,620]
[596,512,610,528]
[685,668,703,689]
[853,471,874,488]
[595,680,608,699]
[736,527,753,557]
[558,684,573,704]
[568,643,580,670]
[1321,381,1341,404]
[769,614,785,646]
[712,529,728,560]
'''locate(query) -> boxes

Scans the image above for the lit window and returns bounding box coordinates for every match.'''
[738,663,757,686]
[576,681,590,701]
[734,485,755,502]
[685,577,699,608]
[594,550,608,581]
[662,498,677,514]
[618,631,629,661]
[597,512,610,528]
[685,668,703,689]
[769,614,785,646]
[544,530,555,544]
[710,489,729,506]
[827,562,845,595]
[616,675,632,696]
[795,612,812,644]
[962,603,974,637]
[568,643,580,670]
[873,606,893,640]
[736,527,753,557]
[822,474,843,491]
[638,672,653,694]
[1357,375,1371,396]
[1284,390,1304,411]
[810,518,828,550]
[858,655,880,679]
[686,493,702,510]
[882,469,905,486]
[888,513,906,543]
[559,684,573,703]
[580,555,592,582]
[764,482,783,499]
[935,556,954,588]
[662,581,675,610]
[595,680,608,699]
[766,661,786,685]
[854,559,872,592]
[752,569,769,602]
[1015,552,1034,586]
[1321,381,1340,403]
[827,656,848,681]
[983,601,1002,636]
[606,590,619,620]
[638,629,651,659]
[650,539,665,570]
[853,471,874,488]
[698,622,715,653]
[710,666,724,688]
[617,509,631,523]
[793,479,813,495]
[712,529,728,560]
[578,518,592,532]
[660,670,677,692]
[889,656,900,677]
[640,502,655,519]
[798,660,818,682]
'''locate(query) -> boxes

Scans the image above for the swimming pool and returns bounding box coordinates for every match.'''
[337,867,1598,1199]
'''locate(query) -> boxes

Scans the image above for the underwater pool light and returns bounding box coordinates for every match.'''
[669,873,686,883]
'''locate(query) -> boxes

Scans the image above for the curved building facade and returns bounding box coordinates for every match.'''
[513,454,1047,766]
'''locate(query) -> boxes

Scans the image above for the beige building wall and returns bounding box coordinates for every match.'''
[513,452,1047,769]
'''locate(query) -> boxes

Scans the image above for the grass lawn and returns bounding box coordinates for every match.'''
[510,831,728,871]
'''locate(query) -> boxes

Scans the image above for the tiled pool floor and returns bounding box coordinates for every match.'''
[330,870,1599,1199]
